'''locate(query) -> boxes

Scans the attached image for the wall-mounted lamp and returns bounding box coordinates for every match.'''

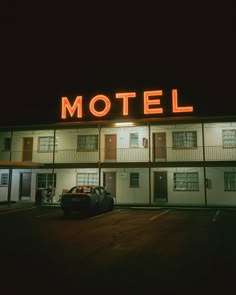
[114,122,134,127]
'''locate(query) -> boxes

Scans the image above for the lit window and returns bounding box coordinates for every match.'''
[130,133,139,147]
[223,130,236,147]
[224,172,236,191]
[37,173,56,189]
[172,131,197,148]
[130,173,139,188]
[38,136,58,152]
[77,135,98,151]
[0,173,9,186]
[76,173,98,185]
[174,172,199,191]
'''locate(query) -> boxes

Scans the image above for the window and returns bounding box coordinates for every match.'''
[37,173,56,189]
[0,173,9,186]
[174,172,199,190]
[130,133,139,147]
[77,135,98,151]
[77,173,98,185]
[38,136,58,152]
[223,130,236,147]
[224,172,236,191]
[2,138,11,151]
[172,131,197,148]
[130,173,139,188]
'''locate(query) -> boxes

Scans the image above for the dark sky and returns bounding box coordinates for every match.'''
[1,2,235,126]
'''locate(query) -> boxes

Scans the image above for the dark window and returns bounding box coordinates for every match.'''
[130,173,139,188]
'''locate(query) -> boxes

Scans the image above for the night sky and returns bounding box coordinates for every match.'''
[1,2,235,126]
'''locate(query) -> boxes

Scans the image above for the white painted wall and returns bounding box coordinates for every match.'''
[101,126,149,162]
[55,128,99,163]
[150,123,204,161]
[101,167,149,204]
[206,167,236,206]
[151,167,205,206]
[204,122,236,161]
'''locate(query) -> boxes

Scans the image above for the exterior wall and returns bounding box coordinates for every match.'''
[101,168,149,204]
[2,122,236,165]
[150,123,204,162]
[54,128,99,163]
[101,126,149,162]
[204,122,236,161]
[151,167,205,206]
[1,119,236,207]
[54,167,99,199]
[206,167,236,206]
[11,169,33,202]
[11,130,54,163]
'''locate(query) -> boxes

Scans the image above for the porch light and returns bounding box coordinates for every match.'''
[114,122,134,127]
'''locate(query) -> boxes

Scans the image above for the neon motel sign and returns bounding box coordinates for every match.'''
[61,89,193,119]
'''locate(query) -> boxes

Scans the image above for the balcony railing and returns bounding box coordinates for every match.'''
[0,146,236,164]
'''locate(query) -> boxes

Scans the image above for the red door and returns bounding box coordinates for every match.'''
[153,133,167,161]
[23,137,33,162]
[105,134,117,161]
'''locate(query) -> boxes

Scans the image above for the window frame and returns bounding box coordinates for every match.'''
[36,173,56,189]
[76,173,99,185]
[130,172,139,188]
[173,172,199,191]
[38,136,58,153]
[77,134,98,151]
[129,133,139,148]
[224,172,236,191]
[172,131,197,149]
[222,130,236,148]
[0,173,9,186]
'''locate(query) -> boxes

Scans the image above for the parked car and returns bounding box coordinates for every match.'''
[60,185,114,217]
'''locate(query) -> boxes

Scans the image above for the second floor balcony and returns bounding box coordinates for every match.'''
[1,146,236,165]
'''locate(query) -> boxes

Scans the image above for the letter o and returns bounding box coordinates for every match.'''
[89,95,111,117]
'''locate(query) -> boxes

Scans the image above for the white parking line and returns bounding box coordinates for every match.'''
[149,209,169,221]
[212,210,220,222]
[0,207,35,215]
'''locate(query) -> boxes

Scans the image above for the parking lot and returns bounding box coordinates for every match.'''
[1,205,236,294]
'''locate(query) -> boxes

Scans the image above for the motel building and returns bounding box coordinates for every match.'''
[1,89,236,207]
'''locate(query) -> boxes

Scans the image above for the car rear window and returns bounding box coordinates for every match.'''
[83,187,92,193]
[75,187,92,193]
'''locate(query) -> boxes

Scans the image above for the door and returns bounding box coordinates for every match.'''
[153,132,167,161]
[23,137,33,162]
[154,171,168,202]
[19,172,31,200]
[103,172,116,199]
[105,134,117,161]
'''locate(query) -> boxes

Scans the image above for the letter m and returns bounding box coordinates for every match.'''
[61,96,82,119]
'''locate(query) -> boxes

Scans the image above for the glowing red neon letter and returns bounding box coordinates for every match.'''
[61,96,82,119]
[115,92,136,115]
[143,90,163,114]
[172,89,193,113]
[89,95,111,117]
